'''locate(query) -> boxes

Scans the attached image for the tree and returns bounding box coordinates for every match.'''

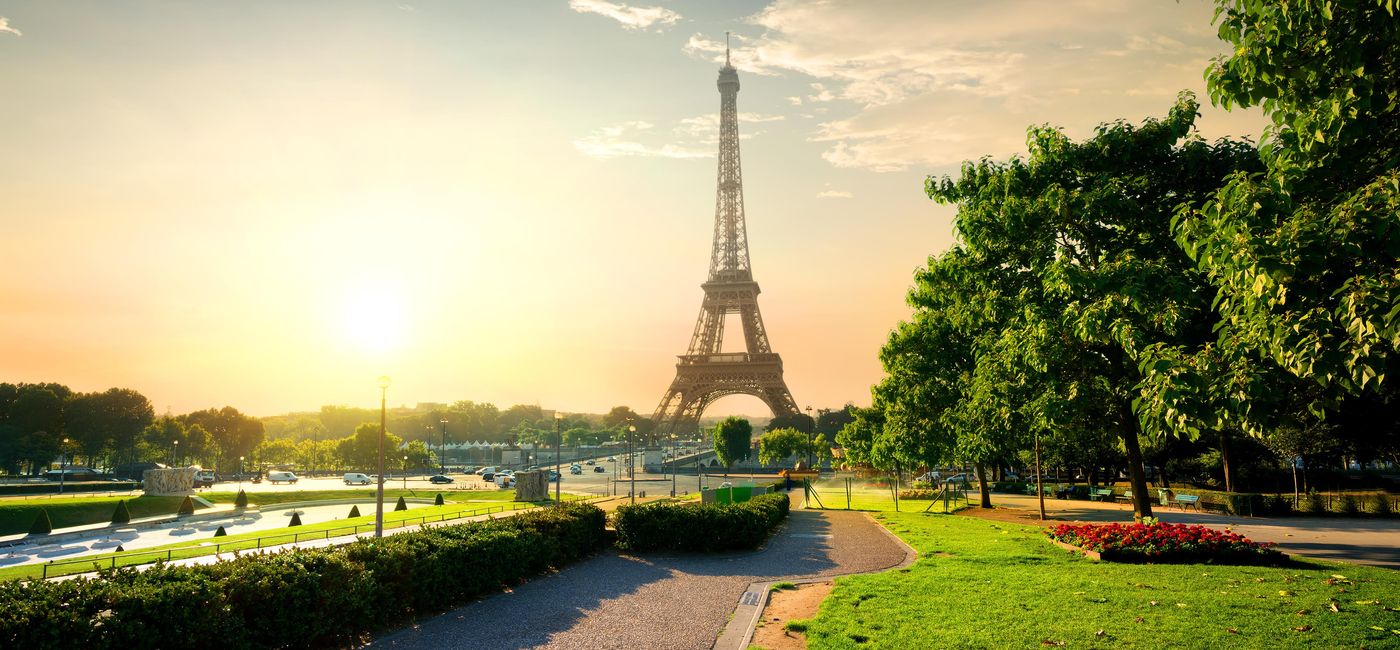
[757,428,811,466]
[337,423,403,471]
[711,416,752,480]
[403,439,434,469]
[766,412,814,433]
[185,406,264,471]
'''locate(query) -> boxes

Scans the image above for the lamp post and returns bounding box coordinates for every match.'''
[670,434,677,497]
[804,405,814,468]
[403,455,408,490]
[59,437,69,494]
[238,455,245,489]
[554,413,563,505]
[173,439,179,468]
[628,424,637,504]
[440,418,449,474]
[375,376,390,538]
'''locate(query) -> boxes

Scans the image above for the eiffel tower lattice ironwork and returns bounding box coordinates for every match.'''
[651,37,800,435]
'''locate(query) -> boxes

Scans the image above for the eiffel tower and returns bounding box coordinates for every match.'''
[651,38,800,436]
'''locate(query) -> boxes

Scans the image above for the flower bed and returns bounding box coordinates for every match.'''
[1046,522,1284,564]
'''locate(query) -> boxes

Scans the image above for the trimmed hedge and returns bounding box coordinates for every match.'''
[0,503,608,649]
[613,492,789,552]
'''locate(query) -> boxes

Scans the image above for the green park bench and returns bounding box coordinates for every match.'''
[1117,490,1134,505]
[1089,488,1114,502]
[1174,494,1201,511]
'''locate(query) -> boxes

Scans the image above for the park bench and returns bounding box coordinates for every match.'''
[1174,494,1201,511]
[1089,488,1114,502]
[1117,490,1134,505]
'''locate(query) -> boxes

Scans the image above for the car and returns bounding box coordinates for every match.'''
[585,459,595,465]
[499,469,515,477]
[941,473,971,487]
[494,474,515,488]
[547,470,559,482]
[475,466,497,476]
[914,471,941,484]
[193,469,217,488]
[607,456,616,462]
[428,474,454,485]
[343,472,372,485]
[593,466,606,473]
[267,470,299,485]
[570,465,583,475]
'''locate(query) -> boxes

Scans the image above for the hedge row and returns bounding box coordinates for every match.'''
[0,503,607,649]
[613,492,790,552]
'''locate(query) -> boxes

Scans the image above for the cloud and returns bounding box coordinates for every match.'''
[569,0,680,31]
[573,121,710,159]
[0,17,21,37]
[816,190,853,199]
[679,0,1264,173]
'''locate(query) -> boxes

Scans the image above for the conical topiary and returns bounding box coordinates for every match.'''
[111,500,131,525]
[289,512,303,527]
[115,544,125,553]
[434,493,445,506]
[29,509,53,535]
[234,489,248,509]
[178,495,195,516]
[348,505,362,518]
[394,496,408,512]
[214,525,227,537]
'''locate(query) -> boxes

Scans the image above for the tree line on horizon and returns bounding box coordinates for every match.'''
[836,1,1399,518]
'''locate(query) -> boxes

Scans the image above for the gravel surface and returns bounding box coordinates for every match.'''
[373,500,907,650]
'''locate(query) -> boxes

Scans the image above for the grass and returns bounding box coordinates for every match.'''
[200,488,515,506]
[771,581,798,592]
[0,499,545,581]
[803,513,1400,648]
[0,495,204,536]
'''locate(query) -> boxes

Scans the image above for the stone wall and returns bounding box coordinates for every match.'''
[514,470,549,501]
[143,467,196,495]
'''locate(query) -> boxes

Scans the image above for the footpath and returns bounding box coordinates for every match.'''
[374,493,912,650]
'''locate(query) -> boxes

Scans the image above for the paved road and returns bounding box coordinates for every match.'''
[374,498,908,650]
[984,492,1400,568]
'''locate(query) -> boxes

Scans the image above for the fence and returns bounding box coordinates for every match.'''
[33,501,537,580]
[802,475,969,513]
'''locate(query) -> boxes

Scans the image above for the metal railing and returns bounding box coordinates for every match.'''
[32,502,540,580]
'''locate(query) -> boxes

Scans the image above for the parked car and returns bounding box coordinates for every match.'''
[593,466,606,473]
[585,459,595,465]
[43,468,102,481]
[428,474,454,485]
[344,472,371,485]
[495,474,515,488]
[914,471,941,484]
[942,473,971,487]
[475,466,497,476]
[108,462,166,482]
[267,470,299,485]
[570,464,583,475]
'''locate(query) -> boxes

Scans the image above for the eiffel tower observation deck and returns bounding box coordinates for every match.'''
[651,36,800,436]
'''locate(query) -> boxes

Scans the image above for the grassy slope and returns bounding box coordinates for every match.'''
[200,488,514,506]
[801,514,1400,649]
[0,496,197,536]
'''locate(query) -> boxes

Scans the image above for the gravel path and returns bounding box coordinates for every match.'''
[373,502,907,650]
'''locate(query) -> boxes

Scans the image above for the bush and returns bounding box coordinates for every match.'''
[234,490,248,509]
[434,493,445,506]
[1303,491,1328,515]
[394,496,407,512]
[1368,493,1393,516]
[0,504,608,649]
[613,492,789,552]
[1047,522,1283,564]
[28,509,52,535]
[1339,494,1361,516]
[348,504,361,518]
[1260,494,1294,516]
[289,512,302,527]
[898,489,938,500]
[111,500,131,525]
[177,496,194,516]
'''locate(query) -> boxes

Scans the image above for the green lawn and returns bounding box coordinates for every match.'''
[0,499,545,581]
[796,514,1400,648]
[200,488,515,506]
[0,495,202,536]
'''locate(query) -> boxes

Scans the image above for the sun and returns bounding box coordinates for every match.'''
[341,290,406,355]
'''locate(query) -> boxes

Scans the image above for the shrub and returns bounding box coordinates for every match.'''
[1340,494,1361,516]
[0,504,607,649]
[898,489,938,500]
[111,500,131,525]
[434,493,445,506]
[1303,491,1329,515]
[613,492,789,552]
[177,496,194,516]
[1260,494,1294,516]
[28,509,52,535]
[1368,493,1393,516]
[348,504,362,518]
[234,490,248,509]
[395,496,408,512]
[214,526,227,537]
[289,512,303,527]
[1047,522,1283,564]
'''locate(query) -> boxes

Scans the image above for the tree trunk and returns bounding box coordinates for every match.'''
[1219,430,1233,493]
[1291,458,1300,508]
[1121,428,1153,521]
[974,463,992,508]
[1035,431,1045,521]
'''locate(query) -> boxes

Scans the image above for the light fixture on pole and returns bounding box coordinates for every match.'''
[804,405,814,468]
[628,424,637,504]
[375,375,390,538]
[403,455,408,490]
[239,455,245,490]
[59,437,70,494]
[554,412,563,505]
[440,418,449,474]
[173,439,179,468]
[670,434,677,497]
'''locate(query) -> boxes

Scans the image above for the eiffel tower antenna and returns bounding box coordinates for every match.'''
[651,48,800,436]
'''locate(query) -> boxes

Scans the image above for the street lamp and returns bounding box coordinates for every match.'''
[402,455,408,490]
[804,405,814,468]
[375,375,390,538]
[440,418,449,474]
[670,434,677,497]
[554,412,563,506]
[239,456,245,490]
[59,437,70,494]
[173,439,180,468]
[628,424,637,504]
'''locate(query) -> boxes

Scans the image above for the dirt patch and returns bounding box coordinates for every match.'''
[956,505,1057,527]
[750,581,835,650]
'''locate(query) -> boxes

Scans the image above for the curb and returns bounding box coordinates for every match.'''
[712,511,919,650]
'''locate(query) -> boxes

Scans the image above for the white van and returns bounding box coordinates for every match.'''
[495,473,515,488]
[267,470,299,485]
[343,472,371,485]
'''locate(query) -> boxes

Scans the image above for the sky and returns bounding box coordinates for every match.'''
[0,0,1265,418]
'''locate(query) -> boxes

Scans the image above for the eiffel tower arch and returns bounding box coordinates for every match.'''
[651,39,800,436]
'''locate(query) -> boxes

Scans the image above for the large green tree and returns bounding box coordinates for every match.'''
[711,416,752,479]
